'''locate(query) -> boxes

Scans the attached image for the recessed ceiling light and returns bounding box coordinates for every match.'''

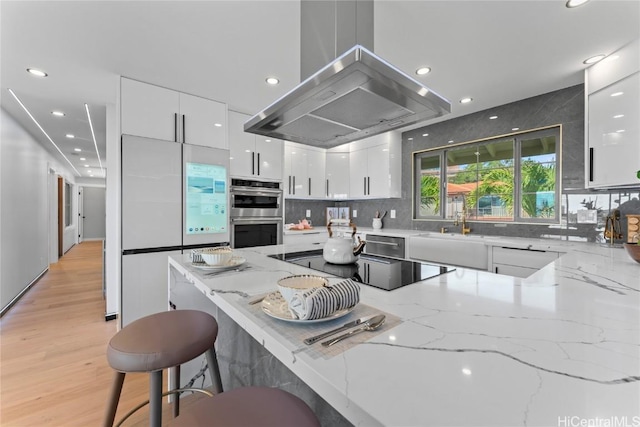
[416,67,431,76]
[512,127,520,131]
[462,368,472,375]
[566,0,590,8]
[66,134,75,139]
[26,68,47,77]
[448,140,454,144]
[611,92,624,97]
[51,111,65,117]
[74,148,81,152]
[613,114,624,119]
[408,137,413,141]
[80,157,86,161]
[265,77,279,85]
[616,129,625,133]
[460,97,473,104]
[583,54,606,65]
[422,133,429,137]
[214,123,222,127]
[265,139,271,142]
[84,164,89,167]
[87,170,92,174]
[489,115,498,120]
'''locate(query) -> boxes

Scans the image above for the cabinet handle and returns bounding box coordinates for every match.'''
[174,113,178,142]
[308,177,311,196]
[495,267,498,274]
[293,176,296,195]
[589,147,594,182]
[326,179,329,197]
[363,177,366,195]
[367,177,370,195]
[257,152,260,175]
[252,152,255,175]
[182,114,186,143]
[288,176,291,194]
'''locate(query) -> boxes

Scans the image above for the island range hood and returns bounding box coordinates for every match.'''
[244,1,451,149]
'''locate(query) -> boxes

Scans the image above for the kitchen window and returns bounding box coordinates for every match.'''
[413,126,560,223]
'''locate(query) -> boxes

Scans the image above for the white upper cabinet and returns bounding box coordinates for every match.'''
[585,39,640,188]
[307,148,326,198]
[326,151,350,199]
[229,111,282,181]
[349,132,401,199]
[178,93,227,149]
[284,141,325,199]
[121,78,179,142]
[121,78,228,149]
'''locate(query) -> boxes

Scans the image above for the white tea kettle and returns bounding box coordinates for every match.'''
[323,221,366,264]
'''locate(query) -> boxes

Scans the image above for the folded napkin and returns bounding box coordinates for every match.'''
[288,279,360,320]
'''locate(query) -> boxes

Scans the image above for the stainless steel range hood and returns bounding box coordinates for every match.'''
[244,1,451,149]
[245,45,451,149]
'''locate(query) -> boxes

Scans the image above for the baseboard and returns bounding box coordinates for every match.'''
[0,268,48,317]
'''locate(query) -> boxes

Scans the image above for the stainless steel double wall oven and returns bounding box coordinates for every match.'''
[230,179,283,248]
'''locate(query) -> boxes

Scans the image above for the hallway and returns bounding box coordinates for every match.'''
[0,241,150,426]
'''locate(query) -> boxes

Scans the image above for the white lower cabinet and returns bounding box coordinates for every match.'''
[283,231,328,246]
[491,246,559,278]
[121,250,181,327]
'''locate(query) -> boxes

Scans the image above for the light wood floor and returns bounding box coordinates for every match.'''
[0,241,203,426]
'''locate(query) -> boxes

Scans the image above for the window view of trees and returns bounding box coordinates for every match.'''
[414,127,559,223]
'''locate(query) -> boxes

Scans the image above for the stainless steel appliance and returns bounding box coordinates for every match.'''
[230,179,283,248]
[270,249,455,291]
[365,234,405,259]
[244,1,450,149]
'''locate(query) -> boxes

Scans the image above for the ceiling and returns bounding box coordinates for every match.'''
[1,1,638,180]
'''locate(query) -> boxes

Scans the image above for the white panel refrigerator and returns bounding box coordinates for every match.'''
[121,135,229,326]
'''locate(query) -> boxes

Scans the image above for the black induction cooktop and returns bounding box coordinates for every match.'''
[269,250,455,291]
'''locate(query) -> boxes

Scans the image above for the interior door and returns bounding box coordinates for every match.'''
[81,187,106,240]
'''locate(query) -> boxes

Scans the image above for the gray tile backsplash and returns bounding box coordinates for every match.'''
[286,84,640,242]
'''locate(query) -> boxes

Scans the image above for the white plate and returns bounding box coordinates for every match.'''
[191,256,246,271]
[261,291,354,323]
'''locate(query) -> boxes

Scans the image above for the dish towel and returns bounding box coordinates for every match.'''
[288,279,360,320]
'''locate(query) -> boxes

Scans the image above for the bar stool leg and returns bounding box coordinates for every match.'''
[172,365,180,418]
[205,347,223,394]
[149,370,162,427]
[103,371,125,427]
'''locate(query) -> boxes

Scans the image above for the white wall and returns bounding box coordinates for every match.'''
[0,108,77,312]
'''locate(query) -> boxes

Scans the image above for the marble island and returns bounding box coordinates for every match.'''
[168,238,639,426]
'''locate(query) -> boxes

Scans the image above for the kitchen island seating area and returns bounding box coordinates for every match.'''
[168,386,321,427]
[104,309,223,427]
[103,309,321,427]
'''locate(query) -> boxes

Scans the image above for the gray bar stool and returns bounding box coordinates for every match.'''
[103,310,223,427]
[167,386,321,427]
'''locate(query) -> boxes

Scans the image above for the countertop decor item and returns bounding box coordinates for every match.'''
[277,275,328,305]
[323,221,366,264]
[372,218,382,229]
[623,242,640,264]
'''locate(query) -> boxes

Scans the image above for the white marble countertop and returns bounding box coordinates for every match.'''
[169,239,640,426]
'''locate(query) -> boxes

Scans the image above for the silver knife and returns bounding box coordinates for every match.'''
[304,316,374,345]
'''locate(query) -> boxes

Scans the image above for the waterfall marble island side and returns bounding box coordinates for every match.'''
[167,240,640,427]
